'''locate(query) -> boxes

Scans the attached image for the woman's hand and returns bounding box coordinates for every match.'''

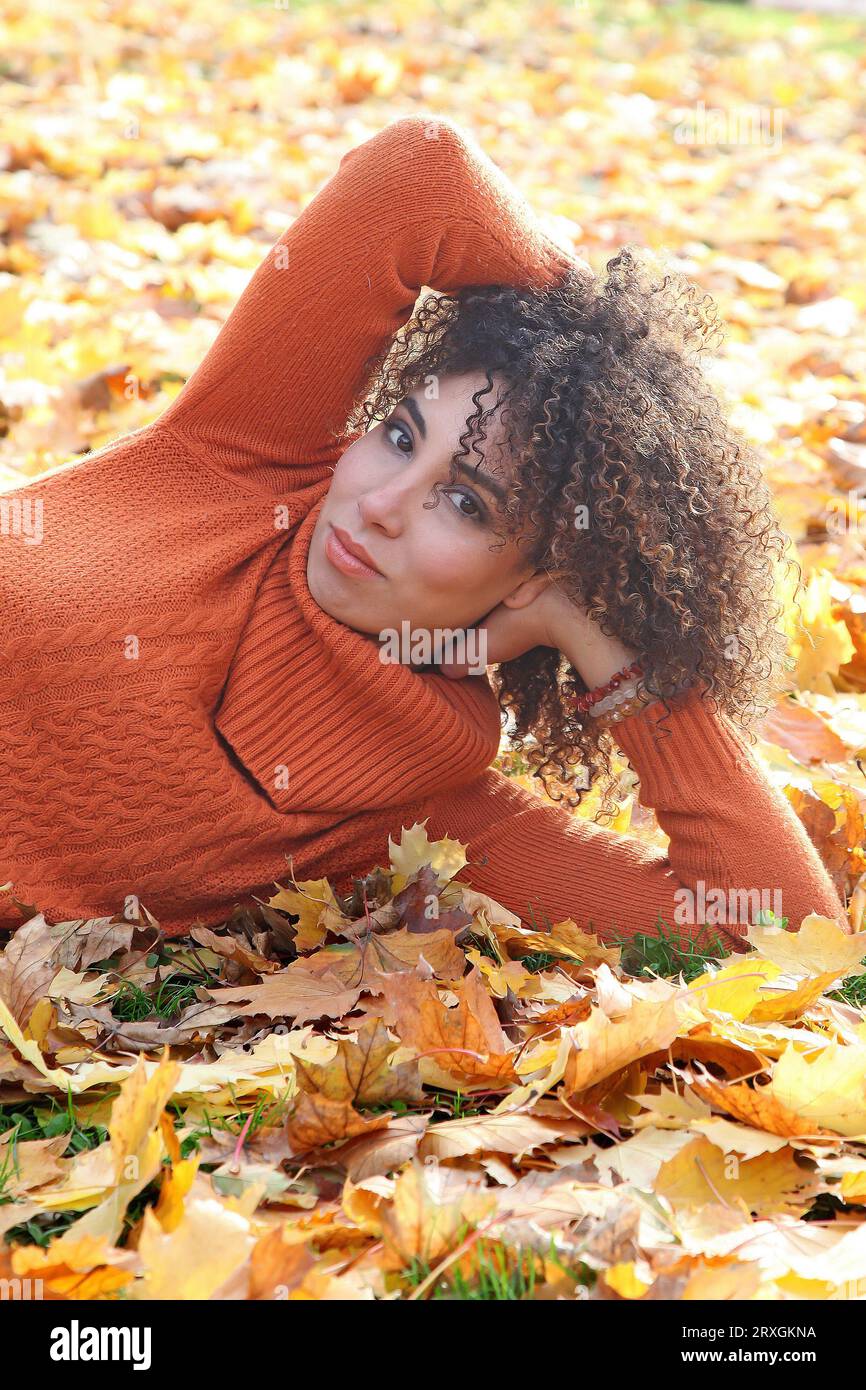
[437,576,640,690]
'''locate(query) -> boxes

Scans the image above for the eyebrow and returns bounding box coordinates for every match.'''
[399,395,508,504]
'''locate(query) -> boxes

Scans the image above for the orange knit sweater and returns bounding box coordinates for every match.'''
[0,115,847,947]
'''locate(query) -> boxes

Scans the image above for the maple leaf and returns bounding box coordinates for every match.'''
[189,924,279,975]
[687,1067,834,1140]
[286,1093,393,1155]
[137,1196,256,1300]
[11,1234,138,1300]
[379,966,519,1088]
[655,1134,819,1217]
[748,968,845,1024]
[488,916,620,967]
[746,913,866,978]
[248,1227,317,1301]
[693,1116,789,1160]
[758,697,850,764]
[494,1163,621,1231]
[391,863,474,936]
[770,1040,866,1138]
[294,1017,425,1106]
[287,927,465,992]
[388,822,468,890]
[0,915,61,1025]
[0,912,134,1028]
[54,1053,181,1245]
[378,1159,497,1272]
[197,963,363,1027]
[688,957,784,1022]
[334,1116,429,1183]
[668,1025,767,1080]
[561,988,687,1097]
[0,1131,68,1197]
[418,1112,586,1162]
[265,877,348,953]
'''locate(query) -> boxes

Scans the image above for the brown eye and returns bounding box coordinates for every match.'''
[443,488,485,522]
[385,420,412,454]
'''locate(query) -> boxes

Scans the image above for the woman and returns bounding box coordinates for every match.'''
[0,114,847,950]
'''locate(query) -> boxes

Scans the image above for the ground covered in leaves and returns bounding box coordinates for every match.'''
[3,0,866,1299]
[3,824,866,1301]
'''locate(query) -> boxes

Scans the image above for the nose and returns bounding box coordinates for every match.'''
[357,469,434,536]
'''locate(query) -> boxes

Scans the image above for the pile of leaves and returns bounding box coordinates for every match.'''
[2,823,866,1301]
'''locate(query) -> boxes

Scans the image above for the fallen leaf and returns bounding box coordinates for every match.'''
[136,1196,256,1299]
[746,913,866,979]
[197,964,362,1026]
[294,1017,425,1106]
[655,1135,817,1216]
[379,967,519,1088]
[286,1092,392,1154]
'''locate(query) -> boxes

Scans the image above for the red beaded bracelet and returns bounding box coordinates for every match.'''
[571,661,643,713]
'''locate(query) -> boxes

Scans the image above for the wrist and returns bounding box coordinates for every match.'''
[556,629,639,690]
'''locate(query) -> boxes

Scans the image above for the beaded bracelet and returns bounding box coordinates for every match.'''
[588,676,643,718]
[589,684,657,727]
[571,661,643,714]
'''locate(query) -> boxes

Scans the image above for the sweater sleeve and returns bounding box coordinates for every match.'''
[417,683,849,951]
[157,114,578,490]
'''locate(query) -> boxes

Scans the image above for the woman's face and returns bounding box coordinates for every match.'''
[306,371,547,649]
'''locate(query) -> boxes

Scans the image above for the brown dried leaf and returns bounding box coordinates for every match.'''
[189,925,279,975]
[248,1226,317,1300]
[378,1159,497,1271]
[418,1112,587,1162]
[0,915,58,1025]
[335,1116,428,1183]
[295,1017,425,1106]
[689,1068,836,1140]
[286,1093,392,1155]
[379,967,519,1087]
[196,963,362,1027]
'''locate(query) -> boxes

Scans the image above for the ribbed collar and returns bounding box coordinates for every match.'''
[214,487,503,815]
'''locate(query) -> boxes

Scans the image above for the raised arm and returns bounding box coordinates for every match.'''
[418,684,849,951]
[158,114,578,490]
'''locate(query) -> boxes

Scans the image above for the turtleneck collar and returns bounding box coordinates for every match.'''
[214,489,504,815]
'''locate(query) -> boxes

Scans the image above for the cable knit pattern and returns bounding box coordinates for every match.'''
[0,114,847,941]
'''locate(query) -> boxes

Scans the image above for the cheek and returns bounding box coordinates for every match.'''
[329,439,368,493]
[412,526,507,599]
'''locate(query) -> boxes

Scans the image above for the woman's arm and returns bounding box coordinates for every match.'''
[158,114,578,490]
[417,682,849,950]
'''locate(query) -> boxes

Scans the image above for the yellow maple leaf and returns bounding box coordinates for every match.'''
[770,1041,866,1137]
[746,913,866,979]
[655,1135,815,1216]
[688,957,783,1021]
[563,988,687,1095]
[388,821,468,891]
[136,1196,256,1299]
[267,877,345,952]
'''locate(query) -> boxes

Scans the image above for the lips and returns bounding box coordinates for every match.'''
[326,524,384,578]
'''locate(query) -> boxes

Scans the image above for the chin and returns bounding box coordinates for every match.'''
[307,555,376,634]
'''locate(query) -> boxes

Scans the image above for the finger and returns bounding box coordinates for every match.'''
[438,657,473,680]
[436,619,492,680]
[436,606,527,679]
[479,604,538,667]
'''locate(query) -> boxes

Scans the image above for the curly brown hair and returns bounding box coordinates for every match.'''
[342,246,799,822]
